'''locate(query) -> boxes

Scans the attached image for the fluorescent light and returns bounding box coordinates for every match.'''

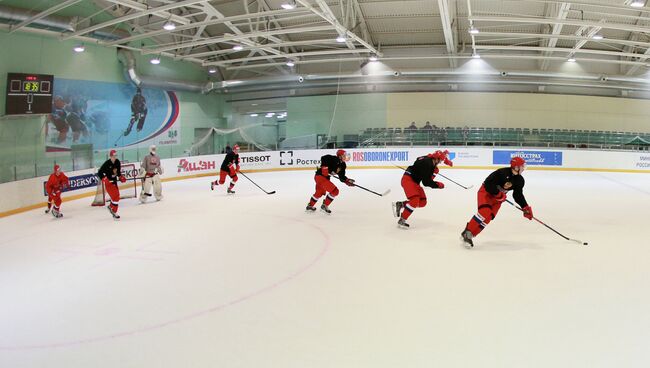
[163,21,176,31]
[208,68,217,74]
[592,34,604,40]
[336,35,346,43]
[630,1,644,8]
[250,113,258,117]
[469,27,479,34]
[150,57,161,65]
[472,53,480,59]
[286,60,295,67]
[73,44,85,53]
[265,112,275,117]
[281,1,295,9]
[567,57,576,62]
[369,55,378,62]
[232,45,243,51]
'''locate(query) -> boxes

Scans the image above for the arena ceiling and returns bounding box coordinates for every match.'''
[4,0,650,97]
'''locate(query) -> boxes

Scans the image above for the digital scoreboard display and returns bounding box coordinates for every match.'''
[5,73,54,115]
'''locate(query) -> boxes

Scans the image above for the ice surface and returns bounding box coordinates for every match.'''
[1,168,649,367]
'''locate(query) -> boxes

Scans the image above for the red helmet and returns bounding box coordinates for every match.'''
[336,149,346,157]
[109,149,117,157]
[429,150,453,167]
[510,156,526,170]
[53,164,60,173]
[233,144,240,152]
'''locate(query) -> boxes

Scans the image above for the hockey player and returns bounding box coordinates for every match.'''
[124,87,148,136]
[211,144,240,194]
[139,145,163,203]
[392,150,453,228]
[461,156,533,248]
[306,149,355,214]
[97,149,126,219]
[45,164,69,218]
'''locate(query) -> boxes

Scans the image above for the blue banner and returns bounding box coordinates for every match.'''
[492,150,563,166]
[43,173,98,196]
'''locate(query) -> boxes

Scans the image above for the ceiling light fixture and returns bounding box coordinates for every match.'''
[592,34,604,40]
[150,57,161,65]
[630,1,645,8]
[208,68,217,74]
[567,57,576,62]
[286,60,295,67]
[73,44,85,53]
[336,34,347,43]
[233,45,243,51]
[472,52,480,59]
[163,21,176,31]
[281,0,296,9]
[250,113,259,117]
[469,27,479,34]
[369,54,378,62]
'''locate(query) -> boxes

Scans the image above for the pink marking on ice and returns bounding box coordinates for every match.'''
[0,216,330,351]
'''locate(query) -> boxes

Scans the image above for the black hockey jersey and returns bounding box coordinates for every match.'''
[221,151,240,172]
[484,167,528,207]
[316,154,348,182]
[405,155,441,188]
[97,159,122,184]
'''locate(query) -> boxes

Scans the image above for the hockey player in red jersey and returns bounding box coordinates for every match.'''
[392,150,453,228]
[97,149,126,220]
[45,164,69,218]
[211,144,240,194]
[306,149,355,214]
[461,156,532,248]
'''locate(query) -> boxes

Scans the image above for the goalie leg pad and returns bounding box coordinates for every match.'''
[152,175,163,200]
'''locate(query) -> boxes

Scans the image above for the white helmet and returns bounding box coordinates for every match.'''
[149,144,157,154]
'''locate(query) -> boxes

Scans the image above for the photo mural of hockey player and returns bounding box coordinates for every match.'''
[45,78,180,152]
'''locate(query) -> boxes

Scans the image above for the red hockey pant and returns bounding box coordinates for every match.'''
[400,174,427,220]
[48,192,62,210]
[309,175,339,206]
[218,170,238,189]
[466,185,502,237]
[104,179,120,213]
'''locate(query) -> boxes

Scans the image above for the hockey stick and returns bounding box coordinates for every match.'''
[393,165,473,190]
[505,199,588,245]
[238,171,276,195]
[331,174,390,196]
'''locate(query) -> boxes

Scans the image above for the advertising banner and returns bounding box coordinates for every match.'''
[493,150,563,166]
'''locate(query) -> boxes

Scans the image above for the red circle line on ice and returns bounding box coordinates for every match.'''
[0,215,331,351]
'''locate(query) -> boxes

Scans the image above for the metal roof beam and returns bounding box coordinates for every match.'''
[476,31,650,49]
[179,39,345,59]
[63,0,207,40]
[540,2,570,70]
[437,0,456,67]
[9,0,85,33]
[100,0,192,25]
[205,49,373,66]
[469,15,650,34]
[143,25,333,54]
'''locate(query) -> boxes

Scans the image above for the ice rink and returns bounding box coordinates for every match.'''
[1,168,649,367]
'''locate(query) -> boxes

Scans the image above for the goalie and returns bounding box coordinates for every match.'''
[139,145,164,203]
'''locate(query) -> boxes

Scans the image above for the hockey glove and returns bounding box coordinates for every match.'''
[495,192,507,202]
[433,166,439,175]
[321,166,329,177]
[236,165,241,173]
[138,168,145,177]
[522,206,533,220]
[433,181,445,189]
[119,175,127,183]
[156,166,164,175]
[345,178,355,187]
[229,166,236,176]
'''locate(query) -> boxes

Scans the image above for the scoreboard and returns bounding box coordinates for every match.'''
[5,73,54,115]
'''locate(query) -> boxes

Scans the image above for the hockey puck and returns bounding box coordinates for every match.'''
[583,242,588,245]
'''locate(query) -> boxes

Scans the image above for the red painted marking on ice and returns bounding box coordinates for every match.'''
[0,216,330,350]
[116,255,163,262]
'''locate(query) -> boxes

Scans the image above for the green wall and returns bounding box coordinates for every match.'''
[286,93,387,144]
[0,31,227,183]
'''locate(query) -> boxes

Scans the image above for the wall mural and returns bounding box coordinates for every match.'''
[45,78,180,152]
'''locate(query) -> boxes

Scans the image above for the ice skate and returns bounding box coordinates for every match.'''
[306,205,317,212]
[51,209,63,218]
[461,229,474,248]
[397,217,410,229]
[44,207,50,214]
[227,188,235,194]
[107,205,120,220]
[320,203,331,214]
[392,201,404,218]
[210,181,216,191]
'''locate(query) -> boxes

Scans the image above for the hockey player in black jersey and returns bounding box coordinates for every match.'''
[306,149,355,214]
[461,156,533,248]
[393,150,453,228]
[211,144,240,193]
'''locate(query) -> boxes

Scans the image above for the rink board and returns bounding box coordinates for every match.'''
[1,147,649,216]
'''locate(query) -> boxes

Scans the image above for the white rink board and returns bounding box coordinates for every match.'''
[1,147,649,214]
